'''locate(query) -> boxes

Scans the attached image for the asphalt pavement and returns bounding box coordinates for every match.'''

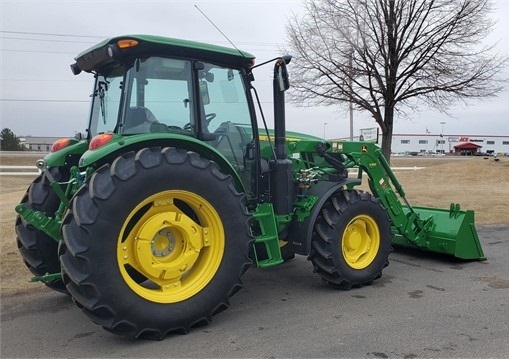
[1,225,508,358]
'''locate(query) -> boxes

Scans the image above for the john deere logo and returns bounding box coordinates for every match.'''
[361,145,368,153]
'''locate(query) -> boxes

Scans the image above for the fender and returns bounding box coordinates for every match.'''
[78,133,245,191]
[43,139,89,168]
[287,178,361,256]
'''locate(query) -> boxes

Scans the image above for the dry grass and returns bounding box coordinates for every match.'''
[1,153,48,297]
[1,153,508,297]
[1,177,36,297]
[0,152,42,166]
[389,157,509,224]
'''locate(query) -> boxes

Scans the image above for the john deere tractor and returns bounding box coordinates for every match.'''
[15,35,484,339]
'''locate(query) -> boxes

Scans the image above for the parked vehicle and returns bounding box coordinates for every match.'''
[15,35,485,339]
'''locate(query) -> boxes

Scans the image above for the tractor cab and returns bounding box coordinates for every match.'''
[88,56,252,143]
[73,35,263,196]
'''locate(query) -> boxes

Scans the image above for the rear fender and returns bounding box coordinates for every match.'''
[78,133,245,191]
[43,140,89,168]
[287,178,361,255]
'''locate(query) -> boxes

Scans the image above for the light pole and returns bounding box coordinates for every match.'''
[440,122,446,154]
[323,122,327,140]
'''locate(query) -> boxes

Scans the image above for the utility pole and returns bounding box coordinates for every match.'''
[440,121,446,154]
[349,50,354,141]
[349,101,353,141]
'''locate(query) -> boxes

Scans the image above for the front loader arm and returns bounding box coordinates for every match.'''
[332,141,431,247]
[329,141,484,259]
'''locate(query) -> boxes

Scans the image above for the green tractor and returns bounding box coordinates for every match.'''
[15,35,484,339]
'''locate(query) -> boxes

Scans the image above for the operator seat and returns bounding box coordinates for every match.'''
[124,106,157,134]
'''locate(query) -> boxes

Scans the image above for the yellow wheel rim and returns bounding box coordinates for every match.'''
[117,190,224,303]
[341,214,380,269]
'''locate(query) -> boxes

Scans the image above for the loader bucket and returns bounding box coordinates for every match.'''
[391,204,485,260]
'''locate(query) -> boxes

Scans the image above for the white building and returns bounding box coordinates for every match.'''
[339,128,509,156]
[20,136,62,152]
[19,133,509,156]
[389,133,509,156]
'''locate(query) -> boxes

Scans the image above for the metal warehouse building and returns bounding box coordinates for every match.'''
[20,136,64,152]
[390,133,509,156]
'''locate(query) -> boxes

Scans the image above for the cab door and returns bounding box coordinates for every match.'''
[196,63,258,198]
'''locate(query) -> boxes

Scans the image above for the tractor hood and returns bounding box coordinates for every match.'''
[259,129,323,143]
[258,129,326,160]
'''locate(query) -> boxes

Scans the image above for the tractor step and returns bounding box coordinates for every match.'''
[252,203,284,268]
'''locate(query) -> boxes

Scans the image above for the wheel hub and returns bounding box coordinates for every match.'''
[117,189,225,303]
[151,229,175,257]
[342,215,380,269]
[345,230,362,250]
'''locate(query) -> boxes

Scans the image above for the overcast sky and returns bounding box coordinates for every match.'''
[1,0,508,139]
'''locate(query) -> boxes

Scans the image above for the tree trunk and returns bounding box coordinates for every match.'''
[381,105,395,164]
[380,128,393,164]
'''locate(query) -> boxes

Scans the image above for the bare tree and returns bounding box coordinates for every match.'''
[285,0,507,161]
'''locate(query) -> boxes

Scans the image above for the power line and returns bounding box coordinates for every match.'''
[0,99,89,103]
[1,79,89,82]
[0,30,103,39]
[1,46,279,55]
[0,30,283,62]
[1,49,77,55]
[1,35,98,45]
[0,30,281,49]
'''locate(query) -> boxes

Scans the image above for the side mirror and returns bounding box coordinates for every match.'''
[275,57,291,92]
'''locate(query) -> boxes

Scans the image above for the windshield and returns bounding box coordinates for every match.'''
[88,73,123,137]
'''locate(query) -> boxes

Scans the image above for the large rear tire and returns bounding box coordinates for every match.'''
[59,147,252,339]
[15,167,67,293]
[310,190,392,289]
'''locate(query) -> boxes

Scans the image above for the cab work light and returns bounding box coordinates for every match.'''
[117,39,139,49]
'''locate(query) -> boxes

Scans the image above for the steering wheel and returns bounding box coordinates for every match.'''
[182,113,217,131]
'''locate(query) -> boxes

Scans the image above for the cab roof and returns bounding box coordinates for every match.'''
[72,34,256,74]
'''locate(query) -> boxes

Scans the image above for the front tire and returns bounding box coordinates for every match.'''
[59,147,252,339]
[310,190,392,289]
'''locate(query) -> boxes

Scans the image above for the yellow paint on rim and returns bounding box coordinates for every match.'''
[341,214,380,269]
[117,190,224,303]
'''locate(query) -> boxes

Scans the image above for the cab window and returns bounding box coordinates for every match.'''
[122,57,193,135]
